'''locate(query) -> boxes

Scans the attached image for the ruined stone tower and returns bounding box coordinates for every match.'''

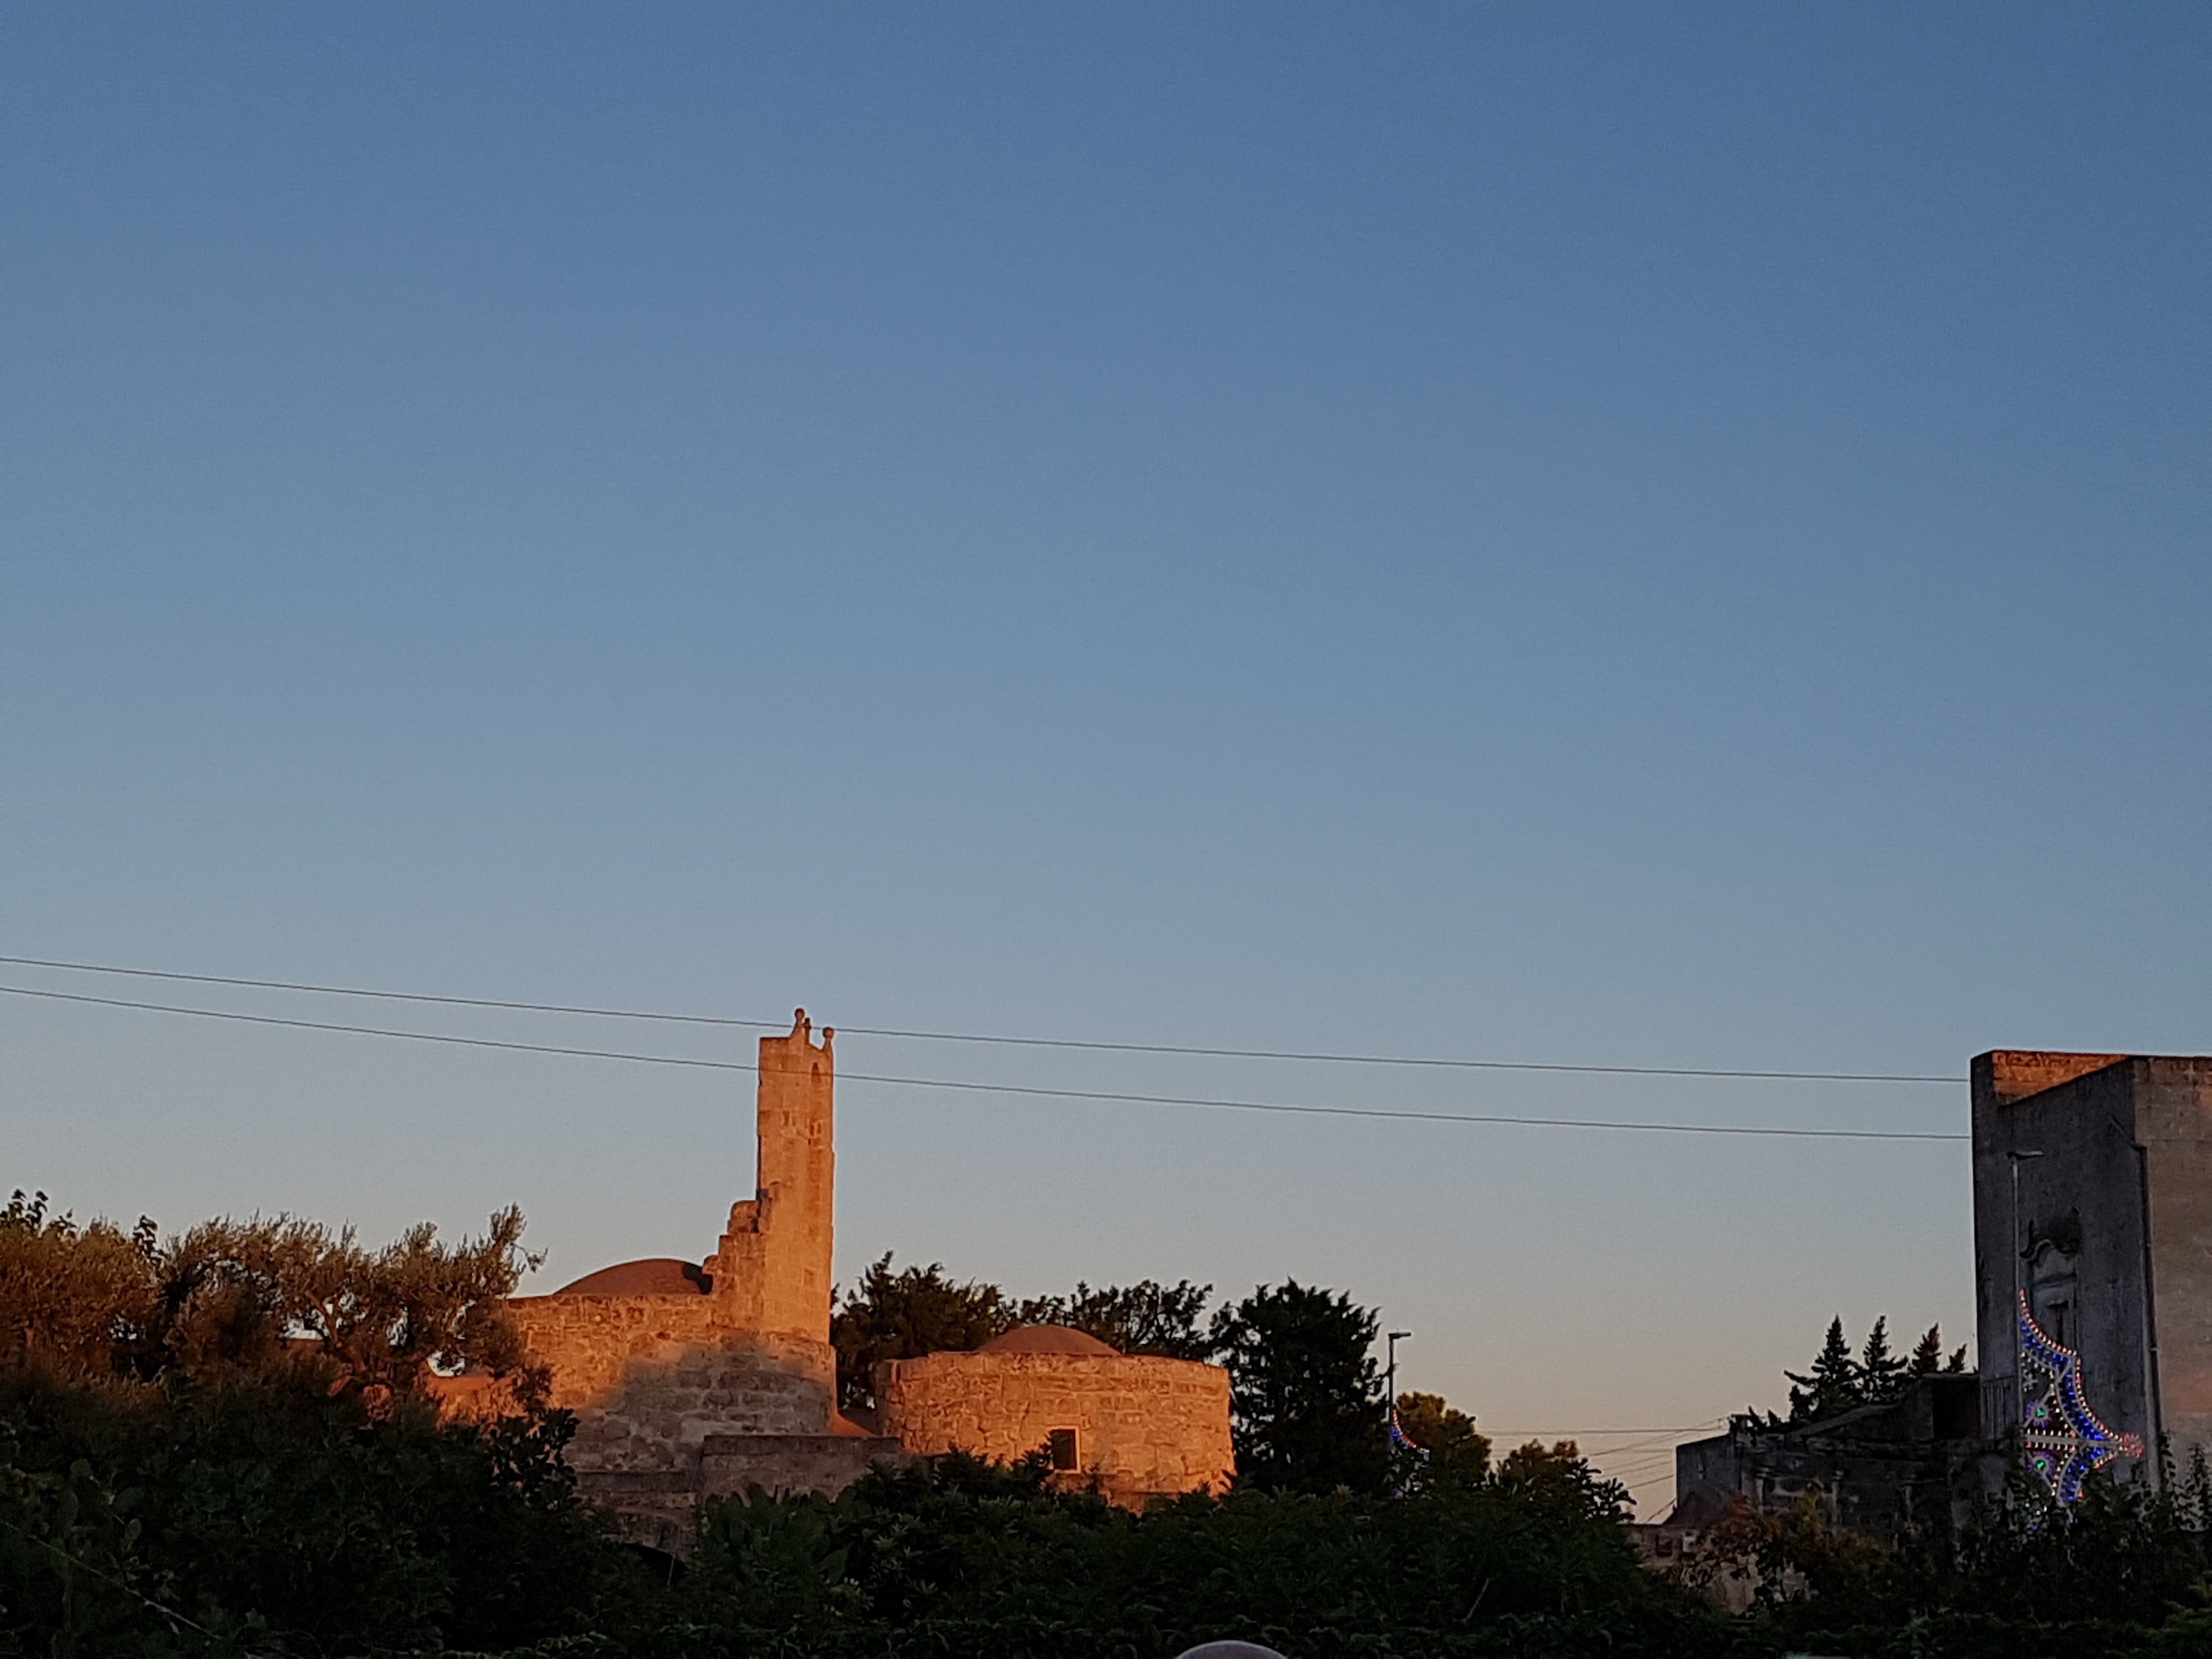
[708,1011,836,1340]
[484,1008,890,1548]
[478,1002,1229,1547]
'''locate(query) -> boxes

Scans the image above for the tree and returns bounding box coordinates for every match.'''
[0,1191,537,1396]
[1785,1317,1864,1423]
[0,1191,159,1380]
[831,1255,1011,1414]
[1395,1390,1491,1485]
[1209,1280,1387,1493]
[1011,1279,1214,1359]
[1908,1323,1968,1376]
[1859,1316,1907,1406]
[1493,1439,1629,1521]
[154,1207,539,1393]
[1909,1323,1945,1375]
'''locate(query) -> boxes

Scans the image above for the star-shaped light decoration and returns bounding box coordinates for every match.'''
[2018,1290,2145,1503]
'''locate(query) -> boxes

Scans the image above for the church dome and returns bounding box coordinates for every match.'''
[978,1324,1119,1357]
[551,1257,713,1297]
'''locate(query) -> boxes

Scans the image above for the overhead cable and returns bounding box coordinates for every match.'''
[0,954,1962,1084]
[0,983,1967,1143]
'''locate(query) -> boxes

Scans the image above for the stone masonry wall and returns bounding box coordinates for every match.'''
[506,1293,835,1474]
[876,1351,1233,1504]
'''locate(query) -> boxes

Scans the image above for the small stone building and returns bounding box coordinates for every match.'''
[478,1008,1233,1544]
[876,1324,1234,1506]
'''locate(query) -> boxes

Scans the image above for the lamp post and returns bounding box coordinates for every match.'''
[1386,1330,1411,1419]
[2009,1149,2045,1432]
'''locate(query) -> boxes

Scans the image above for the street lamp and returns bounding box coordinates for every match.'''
[2009,1149,2045,1431]
[1386,1330,1412,1415]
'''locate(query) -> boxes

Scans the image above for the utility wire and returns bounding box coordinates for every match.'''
[0,983,1968,1143]
[0,954,1962,1085]
[0,1514,226,1643]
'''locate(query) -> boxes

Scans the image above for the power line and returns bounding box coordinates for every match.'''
[0,1515,225,1644]
[0,982,1969,1142]
[0,954,1962,1085]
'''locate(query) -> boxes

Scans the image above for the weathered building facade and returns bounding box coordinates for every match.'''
[1970,1050,2212,1483]
[1664,1047,2212,1543]
[1669,1375,1992,1544]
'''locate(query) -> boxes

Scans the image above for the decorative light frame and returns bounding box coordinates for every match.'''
[2017,1289,2144,1503]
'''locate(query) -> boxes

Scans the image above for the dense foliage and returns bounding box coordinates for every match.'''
[1689,1458,2212,1656]
[651,1450,1701,1659]
[14,1201,2212,1656]
[0,1190,539,1400]
[1210,1280,1389,1494]
[0,1367,638,1656]
[1397,1390,1493,1484]
[0,1381,1712,1657]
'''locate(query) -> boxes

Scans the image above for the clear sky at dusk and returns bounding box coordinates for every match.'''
[4,5,2207,1510]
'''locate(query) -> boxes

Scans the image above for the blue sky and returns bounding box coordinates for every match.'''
[4,4,2207,1509]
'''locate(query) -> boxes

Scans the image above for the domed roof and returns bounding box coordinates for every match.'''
[979,1324,1120,1357]
[551,1258,713,1297]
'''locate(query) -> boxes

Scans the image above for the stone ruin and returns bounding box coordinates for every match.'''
[454,1009,1232,1548]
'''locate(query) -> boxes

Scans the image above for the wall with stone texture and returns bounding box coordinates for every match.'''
[568,1435,905,1554]
[876,1351,1233,1504]
[506,1293,834,1473]
[704,1015,836,1342]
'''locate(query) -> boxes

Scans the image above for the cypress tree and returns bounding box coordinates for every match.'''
[1909,1324,1945,1375]
[1784,1317,1864,1423]
[1861,1316,1907,1404]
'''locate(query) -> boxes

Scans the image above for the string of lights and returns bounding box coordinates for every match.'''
[0,953,1963,1085]
[0,982,1970,1143]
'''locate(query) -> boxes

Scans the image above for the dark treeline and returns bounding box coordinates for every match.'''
[832,1255,1500,1494]
[6,1196,2212,1656]
[1775,1314,1968,1426]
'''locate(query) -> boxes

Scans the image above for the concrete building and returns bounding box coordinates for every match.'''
[1971,1050,2212,1486]
[1667,1375,1989,1544]
[1663,1047,2212,1540]
[473,1009,1233,1545]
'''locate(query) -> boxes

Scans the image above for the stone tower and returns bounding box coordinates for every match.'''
[708,1009,836,1341]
